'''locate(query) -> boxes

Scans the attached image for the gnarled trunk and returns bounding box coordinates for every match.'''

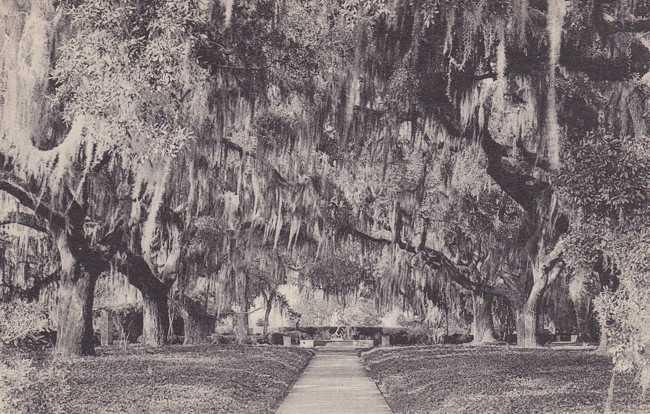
[516,275,546,348]
[54,232,103,357]
[142,287,170,347]
[233,269,249,345]
[118,256,172,347]
[55,260,99,357]
[472,291,497,344]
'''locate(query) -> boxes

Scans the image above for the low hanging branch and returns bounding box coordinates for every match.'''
[0,211,49,234]
[223,124,512,299]
[0,173,66,231]
[1,269,60,301]
[339,207,511,299]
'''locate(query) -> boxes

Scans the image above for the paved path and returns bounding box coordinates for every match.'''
[276,350,392,414]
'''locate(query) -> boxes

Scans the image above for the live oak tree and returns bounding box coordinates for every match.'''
[0,0,208,354]
[4,0,650,362]
[1,1,112,356]
[256,0,650,348]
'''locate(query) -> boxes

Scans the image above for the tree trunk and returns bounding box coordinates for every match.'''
[472,291,498,344]
[516,276,546,348]
[179,295,214,345]
[142,288,170,347]
[263,295,274,336]
[55,262,98,357]
[515,307,538,348]
[233,269,249,345]
[597,327,609,355]
[574,298,593,343]
[118,255,172,347]
[183,311,214,344]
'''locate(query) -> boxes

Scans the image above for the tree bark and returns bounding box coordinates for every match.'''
[515,307,539,348]
[574,297,593,343]
[55,269,98,356]
[516,275,547,348]
[142,287,170,347]
[183,311,214,344]
[54,234,103,357]
[471,291,498,344]
[263,294,274,336]
[116,255,172,347]
[596,327,609,355]
[179,295,215,345]
[233,269,249,345]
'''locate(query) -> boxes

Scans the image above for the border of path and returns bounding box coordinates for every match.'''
[268,349,316,413]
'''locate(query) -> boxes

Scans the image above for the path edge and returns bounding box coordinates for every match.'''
[269,348,316,413]
[360,348,395,414]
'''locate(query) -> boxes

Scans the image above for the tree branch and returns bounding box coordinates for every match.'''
[0,211,49,233]
[159,210,185,284]
[340,217,509,299]
[114,252,170,293]
[0,174,66,230]
[481,131,551,215]
[2,269,59,301]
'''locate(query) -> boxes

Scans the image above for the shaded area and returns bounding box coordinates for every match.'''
[362,346,649,414]
[55,345,312,413]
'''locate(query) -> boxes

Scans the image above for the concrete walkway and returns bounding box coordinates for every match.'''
[276,350,392,414]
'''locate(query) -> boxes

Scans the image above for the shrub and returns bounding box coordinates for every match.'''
[252,334,269,345]
[167,334,184,345]
[0,300,53,350]
[405,325,437,345]
[268,332,284,345]
[537,329,556,345]
[443,333,474,344]
[0,357,72,414]
[211,334,236,345]
[284,330,311,344]
[314,328,332,340]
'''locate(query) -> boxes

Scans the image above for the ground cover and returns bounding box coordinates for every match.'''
[361,345,649,414]
[1,344,313,413]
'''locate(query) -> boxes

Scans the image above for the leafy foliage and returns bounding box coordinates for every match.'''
[53,0,208,162]
[0,300,51,349]
[0,357,72,414]
[557,131,650,225]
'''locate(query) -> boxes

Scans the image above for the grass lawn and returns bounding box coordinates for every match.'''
[4,344,313,414]
[361,345,649,414]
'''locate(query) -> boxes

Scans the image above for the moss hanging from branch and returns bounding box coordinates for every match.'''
[141,162,172,265]
[546,0,566,169]
[514,0,529,46]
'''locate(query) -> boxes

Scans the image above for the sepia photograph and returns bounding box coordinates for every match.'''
[1,0,649,413]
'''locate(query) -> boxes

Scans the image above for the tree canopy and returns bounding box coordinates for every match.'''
[1,0,650,389]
